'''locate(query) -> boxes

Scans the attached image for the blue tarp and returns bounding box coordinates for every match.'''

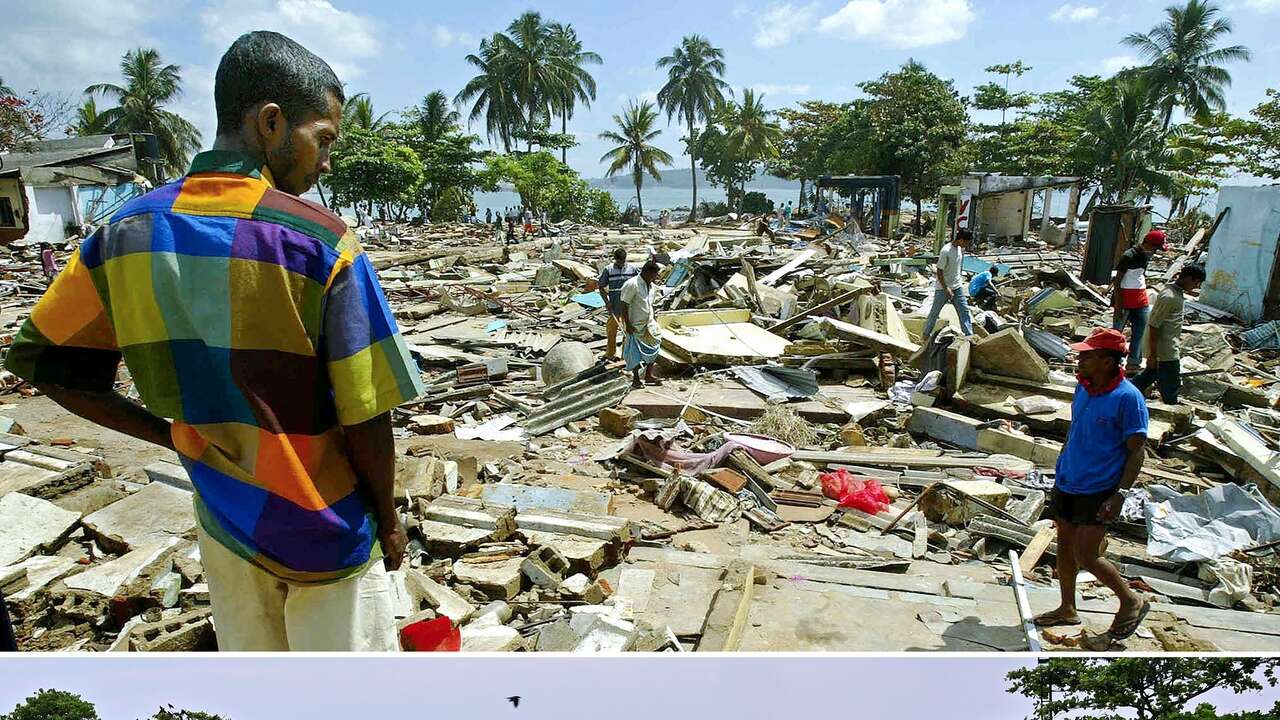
[962,255,1011,277]
[571,292,605,308]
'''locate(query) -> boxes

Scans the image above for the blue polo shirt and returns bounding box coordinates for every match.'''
[1055,378,1149,495]
[969,271,994,296]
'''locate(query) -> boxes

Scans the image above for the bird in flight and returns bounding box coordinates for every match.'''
[507,696,521,709]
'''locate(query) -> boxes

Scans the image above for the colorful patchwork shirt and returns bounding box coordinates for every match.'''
[5,150,424,583]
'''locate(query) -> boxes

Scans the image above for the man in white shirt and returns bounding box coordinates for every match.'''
[921,228,974,338]
[619,261,664,388]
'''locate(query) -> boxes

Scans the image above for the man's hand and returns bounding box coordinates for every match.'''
[1097,492,1124,523]
[379,513,408,571]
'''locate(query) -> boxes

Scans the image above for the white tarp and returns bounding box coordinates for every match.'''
[1145,482,1280,562]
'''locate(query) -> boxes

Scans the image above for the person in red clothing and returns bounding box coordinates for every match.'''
[1110,229,1166,372]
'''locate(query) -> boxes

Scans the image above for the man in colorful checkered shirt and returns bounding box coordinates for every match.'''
[4,31,423,651]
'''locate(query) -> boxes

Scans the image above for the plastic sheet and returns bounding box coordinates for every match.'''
[820,468,891,514]
[1145,483,1280,562]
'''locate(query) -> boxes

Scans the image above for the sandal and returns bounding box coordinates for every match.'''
[1109,599,1151,640]
[1033,608,1081,627]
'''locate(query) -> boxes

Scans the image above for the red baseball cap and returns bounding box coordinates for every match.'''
[1070,327,1129,354]
[1143,229,1167,250]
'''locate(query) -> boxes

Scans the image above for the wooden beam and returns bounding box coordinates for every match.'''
[769,287,870,334]
[696,561,756,651]
[1019,525,1056,575]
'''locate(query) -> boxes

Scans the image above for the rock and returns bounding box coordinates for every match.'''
[598,406,640,437]
[541,341,593,387]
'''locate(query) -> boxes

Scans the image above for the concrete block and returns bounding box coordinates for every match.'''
[461,623,521,651]
[560,573,606,604]
[452,557,524,600]
[972,328,1049,381]
[142,461,193,492]
[0,556,76,613]
[0,492,80,565]
[63,537,180,598]
[598,406,640,437]
[178,584,210,610]
[403,570,475,623]
[521,531,609,575]
[418,519,495,558]
[522,545,569,588]
[422,495,517,537]
[130,608,214,651]
[54,588,110,625]
[568,604,621,634]
[920,480,1012,527]
[410,414,455,435]
[481,483,613,516]
[574,614,636,652]
[81,482,195,554]
[534,618,578,651]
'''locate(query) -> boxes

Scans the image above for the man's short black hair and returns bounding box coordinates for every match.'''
[956,228,973,241]
[642,260,661,275]
[989,266,1001,276]
[214,30,344,136]
[1181,264,1207,282]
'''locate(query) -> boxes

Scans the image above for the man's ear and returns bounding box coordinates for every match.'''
[255,102,286,146]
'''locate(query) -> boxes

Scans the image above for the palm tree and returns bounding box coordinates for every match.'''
[1123,0,1250,129]
[712,89,784,211]
[599,100,674,218]
[1075,77,1185,203]
[546,22,601,164]
[456,35,520,152]
[495,11,564,151]
[411,90,460,143]
[70,97,110,136]
[656,35,729,221]
[341,93,391,133]
[86,47,202,183]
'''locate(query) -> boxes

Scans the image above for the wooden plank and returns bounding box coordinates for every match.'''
[760,249,817,286]
[1009,550,1043,652]
[822,317,920,359]
[792,448,1032,472]
[1019,525,1056,575]
[696,561,755,651]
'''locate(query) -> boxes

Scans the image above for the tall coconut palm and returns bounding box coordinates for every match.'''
[546,22,601,164]
[411,90,460,143]
[495,11,563,151]
[1123,0,1250,129]
[656,35,729,221]
[456,35,520,152]
[599,100,673,218]
[70,97,110,136]
[86,47,202,183]
[722,89,784,162]
[341,93,391,134]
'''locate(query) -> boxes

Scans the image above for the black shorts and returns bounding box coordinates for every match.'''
[1050,486,1119,526]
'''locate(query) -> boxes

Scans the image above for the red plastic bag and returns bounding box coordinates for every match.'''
[820,468,891,514]
[400,616,461,651]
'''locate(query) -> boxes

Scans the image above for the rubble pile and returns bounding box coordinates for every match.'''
[1,207,1279,653]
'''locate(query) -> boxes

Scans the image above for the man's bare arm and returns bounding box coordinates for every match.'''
[1099,434,1146,522]
[343,411,406,570]
[38,384,174,451]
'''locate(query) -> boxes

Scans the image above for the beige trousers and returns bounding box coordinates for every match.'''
[196,524,398,651]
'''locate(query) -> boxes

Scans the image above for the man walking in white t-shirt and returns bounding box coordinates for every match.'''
[921,229,974,338]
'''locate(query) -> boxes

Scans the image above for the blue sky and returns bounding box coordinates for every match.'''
[3,0,1279,176]
[0,657,1277,719]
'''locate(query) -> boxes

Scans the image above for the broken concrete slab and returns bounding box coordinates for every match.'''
[62,537,181,598]
[522,530,610,575]
[919,480,1012,526]
[461,623,522,651]
[81,482,195,554]
[480,482,613,516]
[418,519,496,557]
[404,569,475,623]
[971,327,1048,381]
[0,492,80,566]
[452,556,524,600]
[143,461,193,492]
[129,608,215,651]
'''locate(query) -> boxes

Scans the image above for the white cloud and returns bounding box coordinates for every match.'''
[428,24,478,49]
[818,0,975,49]
[616,90,660,107]
[1050,3,1101,22]
[750,83,813,96]
[1099,54,1138,75]
[753,3,819,48]
[197,0,381,82]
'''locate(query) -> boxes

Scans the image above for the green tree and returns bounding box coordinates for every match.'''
[656,34,730,221]
[1008,658,1279,720]
[2,688,100,720]
[1123,0,1251,128]
[598,100,673,218]
[326,127,423,219]
[546,22,601,164]
[851,60,970,233]
[1074,76,1185,203]
[70,97,110,136]
[771,101,847,209]
[341,93,392,134]
[723,89,783,165]
[404,90,459,144]
[1236,88,1280,179]
[456,35,521,152]
[496,11,562,152]
[695,123,755,212]
[976,60,1034,125]
[1165,111,1248,216]
[86,47,202,183]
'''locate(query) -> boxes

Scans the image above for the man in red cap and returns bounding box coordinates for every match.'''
[1035,327,1151,641]
[1110,229,1166,372]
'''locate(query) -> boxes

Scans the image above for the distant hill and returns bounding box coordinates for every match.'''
[587,168,799,190]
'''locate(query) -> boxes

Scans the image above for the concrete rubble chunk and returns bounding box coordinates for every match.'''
[452,556,524,600]
[62,537,181,598]
[81,482,195,554]
[0,492,81,566]
[404,569,475,623]
[971,327,1049,381]
[128,608,215,652]
[522,544,570,588]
